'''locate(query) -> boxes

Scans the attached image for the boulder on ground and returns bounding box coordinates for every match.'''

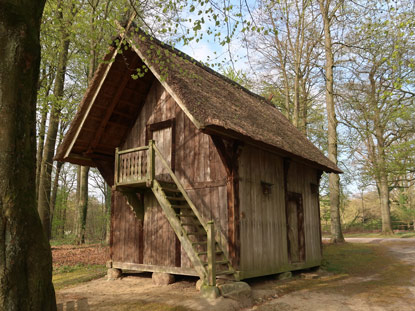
[107,268,121,280]
[152,272,175,285]
[276,271,292,280]
[200,284,220,299]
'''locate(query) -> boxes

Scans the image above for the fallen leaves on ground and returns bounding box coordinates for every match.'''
[52,244,109,268]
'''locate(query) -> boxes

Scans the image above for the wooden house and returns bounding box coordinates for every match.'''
[55,28,341,286]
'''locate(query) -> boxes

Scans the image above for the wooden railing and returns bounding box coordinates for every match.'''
[115,145,150,186]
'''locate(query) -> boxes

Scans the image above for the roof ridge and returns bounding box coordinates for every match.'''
[131,28,275,107]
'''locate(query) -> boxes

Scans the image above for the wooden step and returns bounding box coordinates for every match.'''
[187,232,206,237]
[216,260,230,265]
[166,196,186,201]
[162,187,180,193]
[197,250,223,256]
[171,204,191,209]
[176,213,197,218]
[203,260,229,266]
[216,270,235,276]
[192,241,207,245]
[180,222,203,227]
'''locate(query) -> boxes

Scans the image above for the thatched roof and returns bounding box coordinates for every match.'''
[55,29,341,174]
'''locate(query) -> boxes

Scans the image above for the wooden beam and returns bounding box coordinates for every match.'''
[87,152,114,161]
[210,135,232,175]
[87,55,140,154]
[204,126,341,174]
[210,135,242,268]
[112,262,198,276]
[64,45,120,159]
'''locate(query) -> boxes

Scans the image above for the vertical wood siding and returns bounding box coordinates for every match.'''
[239,145,321,276]
[286,161,321,264]
[112,191,143,264]
[239,145,287,274]
[112,80,227,269]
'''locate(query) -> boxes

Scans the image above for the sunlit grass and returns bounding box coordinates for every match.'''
[53,264,107,290]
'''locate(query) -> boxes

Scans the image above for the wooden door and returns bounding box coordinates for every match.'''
[286,192,305,263]
[153,127,172,177]
[148,119,175,182]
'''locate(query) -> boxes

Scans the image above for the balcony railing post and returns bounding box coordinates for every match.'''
[207,221,216,286]
[115,147,120,186]
[147,140,155,187]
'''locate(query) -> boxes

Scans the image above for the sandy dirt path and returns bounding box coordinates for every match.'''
[251,238,415,311]
[56,238,415,310]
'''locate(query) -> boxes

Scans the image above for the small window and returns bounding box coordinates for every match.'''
[310,183,319,195]
[261,181,273,195]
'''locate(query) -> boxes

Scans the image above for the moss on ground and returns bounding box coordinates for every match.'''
[53,264,107,290]
[265,242,415,305]
[342,231,415,238]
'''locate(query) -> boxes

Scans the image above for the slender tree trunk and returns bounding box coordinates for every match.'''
[369,64,393,234]
[319,0,344,243]
[293,69,300,128]
[75,165,81,237]
[50,161,63,238]
[77,166,90,244]
[0,1,56,309]
[59,199,67,238]
[38,2,70,238]
[36,104,48,201]
[300,77,308,135]
[105,185,112,244]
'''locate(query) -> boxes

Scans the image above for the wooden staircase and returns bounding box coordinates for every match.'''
[114,140,236,285]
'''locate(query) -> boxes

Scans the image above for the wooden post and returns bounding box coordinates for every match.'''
[207,221,216,286]
[147,140,155,187]
[114,147,119,186]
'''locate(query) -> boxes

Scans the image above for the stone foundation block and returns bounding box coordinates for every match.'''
[152,272,175,285]
[107,268,122,280]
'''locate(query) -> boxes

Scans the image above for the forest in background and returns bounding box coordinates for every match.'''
[35,0,415,245]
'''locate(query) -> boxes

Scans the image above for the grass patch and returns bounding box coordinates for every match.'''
[319,242,414,301]
[53,264,106,290]
[321,243,382,275]
[262,242,414,304]
[341,231,415,238]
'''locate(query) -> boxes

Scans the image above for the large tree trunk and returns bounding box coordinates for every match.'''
[37,1,70,239]
[369,66,393,234]
[378,173,392,234]
[0,1,56,309]
[77,166,90,244]
[319,0,344,243]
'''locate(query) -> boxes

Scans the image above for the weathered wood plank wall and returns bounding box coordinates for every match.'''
[239,145,287,276]
[112,191,142,264]
[112,80,227,269]
[239,145,321,278]
[286,161,321,265]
